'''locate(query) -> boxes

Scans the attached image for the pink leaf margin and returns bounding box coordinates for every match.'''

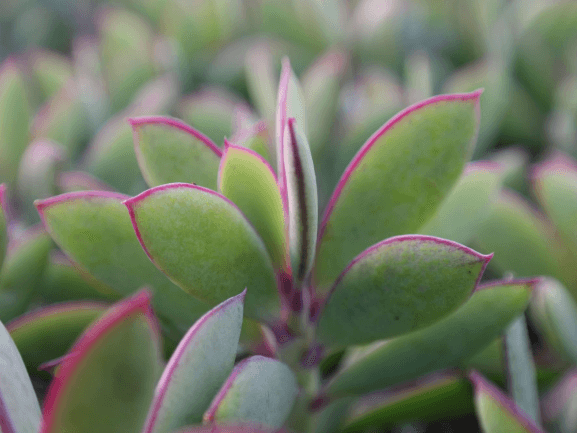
[142,289,246,433]
[317,90,483,246]
[469,370,545,433]
[40,289,160,433]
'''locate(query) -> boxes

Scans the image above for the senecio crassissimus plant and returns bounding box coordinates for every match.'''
[0,58,546,433]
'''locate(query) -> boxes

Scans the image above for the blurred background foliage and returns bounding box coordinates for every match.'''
[2,0,577,432]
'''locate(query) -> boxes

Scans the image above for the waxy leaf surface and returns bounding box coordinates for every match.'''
[40,290,163,433]
[0,60,30,184]
[125,184,279,323]
[314,91,482,293]
[6,302,106,376]
[0,229,52,322]
[131,116,222,189]
[0,319,41,433]
[284,118,318,286]
[143,290,245,433]
[219,142,286,270]
[204,355,298,428]
[420,162,504,244]
[36,192,209,337]
[324,280,534,397]
[316,235,491,347]
[470,371,545,433]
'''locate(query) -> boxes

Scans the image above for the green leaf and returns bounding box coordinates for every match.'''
[316,235,491,347]
[530,278,577,365]
[177,425,282,433]
[0,228,52,322]
[35,191,209,337]
[313,91,482,294]
[322,279,534,397]
[56,171,114,193]
[470,371,545,433]
[284,118,318,286]
[0,319,42,433]
[231,120,272,165]
[143,290,245,433]
[130,116,222,189]
[341,374,474,433]
[0,59,30,184]
[6,301,106,377]
[0,184,8,270]
[420,161,504,244]
[124,184,280,323]
[219,141,286,271]
[504,315,541,424]
[203,355,299,428]
[531,152,577,264]
[474,189,568,287]
[40,290,163,433]
[245,43,277,125]
[29,50,72,102]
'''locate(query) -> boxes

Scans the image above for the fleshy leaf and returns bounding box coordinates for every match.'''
[341,373,474,432]
[35,191,209,337]
[176,425,283,433]
[0,319,42,433]
[314,90,482,293]
[130,116,222,189]
[231,121,272,164]
[218,141,286,271]
[56,171,114,193]
[6,302,106,377]
[474,189,569,288]
[203,355,299,428]
[316,235,491,347]
[29,50,72,102]
[245,42,277,125]
[0,184,7,270]
[40,290,163,433]
[531,152,577,257]
[322,279,534,398]
[275,57,306,208]
[504,315,540,424]
[419,161,504,244]
[124,184,280,323]
[143,290,245,433]
[0,59,30,184]
[530,278,577,365]
[470,371,545,433]
[0,228,52,322]
[284,118,318,287]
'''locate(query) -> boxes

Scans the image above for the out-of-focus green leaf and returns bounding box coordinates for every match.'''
[142,290,245,433]
[420,161,504,244]
[130,116,222,189]
[219,141,286,271]
[323,279,534,397]
[283,118,318,286]
[341,374,474,432]
[231,121,272,164]
[0,228,52,322]
[313,91,482,294]
[317,235,490,347]
[29,50,72,103]
[35,191,209,337]
[203,355,299,428]
[474,189,570,290]
[245,42,278,125]
[504,315,540,424]
[6,302,106,377]
[124,183,280,323]
[0,184,7,270]
[0,59,30,184]
[40,290,163,433]
[0,319,41,433]
[470,371,545,433]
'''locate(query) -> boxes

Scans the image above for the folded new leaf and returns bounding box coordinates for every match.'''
[313,90,482,294]
[130,116,222,190]
[0,319,41,433]
[322,279,535,398]
[143,290,245,433]
[124,183,280,323]
[204,355,299,428]
[470,371,545,433]
[315,235,491,347]
[219,141,286,272]
[35,191,209,336]
[40,290,163,433]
